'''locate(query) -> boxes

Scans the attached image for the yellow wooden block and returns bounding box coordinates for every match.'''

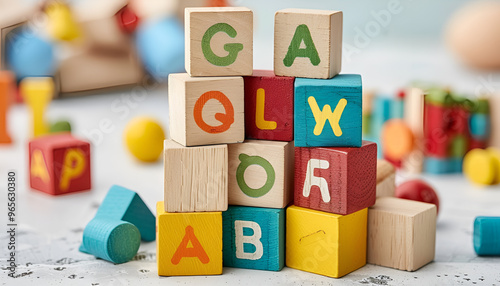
[20,77,54,138]
[286,205,367,278]
[156,201,222,276]
[46,1,81,41]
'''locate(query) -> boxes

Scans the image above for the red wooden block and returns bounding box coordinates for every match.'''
[244,70,294,141]
[424,103,450,158]
[29,133,91,195]
[294,140,377,215]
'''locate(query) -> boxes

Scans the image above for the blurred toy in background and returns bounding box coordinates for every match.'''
[0,71,14,143]
[124,116,165,162]
[395,179,440,214]
[463,147,500,186]
[473,216,500,256]
[21,77,54,138]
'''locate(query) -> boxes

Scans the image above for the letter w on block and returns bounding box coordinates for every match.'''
[235,220,264,260]
[303,159,330,202]
[308,96,347,136]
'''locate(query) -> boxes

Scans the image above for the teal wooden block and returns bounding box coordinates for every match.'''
[80,218,140,264]
[294,74,362,147]
[95,185,156,241]
[424,156,462,174]
[469,114,490,140]
[474,216,500,256]
[372,96,393,138]
[222,206,285,271]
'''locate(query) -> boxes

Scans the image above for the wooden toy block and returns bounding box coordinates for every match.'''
[168,73,244,146]
[244,70,294,141]
[80,218,140,264]
[185,7,253,76]
[20,77,54,138]
[489,95,500,150]
[228,140,294,209]
[94,185,156,241]
[0,71,14,143]
[474,216,500,256]
[222,206,285,271]
[404,87,425,138]
[157,201,222,276]
[425,156,462,174]
[164,139,228,212]
[274,9,342,79]
[29,133,91,195]
[376,159,395,198]
[367,197,436,271]
[294,75,362,147]
[286,205,367,278]
[295,141,377,215]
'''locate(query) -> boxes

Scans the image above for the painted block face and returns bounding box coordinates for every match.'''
[163,139,228,213]
[294,75,362,147]
[274,9,342,79]
[228,140,294,209]
[295,141,376,215]
[286,205,367,278]
[222,206,285,271]
[168,73,244,146]
[367,197,436,271]
[157,201,222,276]
[29,133,91,195]
[185,7,253,76]
[244,70,294,141]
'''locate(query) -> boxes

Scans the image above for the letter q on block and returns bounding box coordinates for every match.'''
[185,7,253,76]
[168,73,244,146]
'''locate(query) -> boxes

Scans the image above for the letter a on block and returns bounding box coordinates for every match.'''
[31,150,50,183]
[202,23,244,66]
[308,96,347,136]
[255,88,277,130]
[303,159,330,202]
[283,24,320,67]
[193,91,235,134]
[59,148,86,191]
[171,226,210,265]
[235,220,264,260]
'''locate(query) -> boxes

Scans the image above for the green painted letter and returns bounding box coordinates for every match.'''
[236,154,275,198]
[283,24,320,67]
[201,23,243,66]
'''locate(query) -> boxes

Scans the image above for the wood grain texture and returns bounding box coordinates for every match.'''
[156,201,222,276]
[168,73,244,146]
[29,133,91,195]
[228,140,294,208]
[294,140,377,215]
[376,159,395,198]
[222,205,285,271]
[274,9,342,79]
[0,71,14,143]
[367,197,437,271]
[474,216,500,256]
[20,77,54,138]
[185,7,253,76]
[164,139,228,212]
[294,75,362,147]
[244,70,294,141]
[286,205,367,278]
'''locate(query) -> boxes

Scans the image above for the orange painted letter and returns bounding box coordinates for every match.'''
[193,91,234,134]
[171,226,210,265]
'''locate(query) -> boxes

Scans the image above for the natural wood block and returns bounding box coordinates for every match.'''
[294,141,377,215]
[244,70,294,141]
[286,205,367,278]
[367,197,437,271]
[164,139,228,212]
[294,75,362,147]
[185,7,253,76]
[29,133,91,195]
[274,9,342,79]
[228,140,294,209]
[474,216,500,256]
[168,73,244,146]
[222,205,285,271]
[157,201,222,276]
[376,159,395,198]
[20,77,54,138]
[404,87,425,138]
[0,71,14,143]
[489,95,500,150]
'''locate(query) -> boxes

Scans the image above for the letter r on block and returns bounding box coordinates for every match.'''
[303,159,330,202]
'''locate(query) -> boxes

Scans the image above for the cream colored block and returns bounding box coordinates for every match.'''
[489,95,500,149]
[376,159,395,197]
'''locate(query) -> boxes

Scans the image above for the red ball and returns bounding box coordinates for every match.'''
[395,179,440,214]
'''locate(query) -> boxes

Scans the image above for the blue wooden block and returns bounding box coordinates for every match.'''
[424,157,462,174]
[469,114,490,140]
[474,216,500,256]
[222,206,285,271]
[372,96,393,138]
[294,74,362,147]
[80,218,140,264]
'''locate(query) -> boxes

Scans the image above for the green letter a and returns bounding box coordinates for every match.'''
[283,24,320,67]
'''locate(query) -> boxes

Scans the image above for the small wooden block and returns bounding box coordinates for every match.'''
[29,133,91,195]
[295,141,377,215]
[21,77,54,138]
[244,70,294,141]
[228,140,294,209]
[294,75,362,147]
[424,102,449,158]
[157,201,222,276]
[274,9,342,79]
[164,139,228,212]
[168,73,244,146]
[367,197,437,271]
[489,95,500,149]
[474,216,500,256]
[222,206,285,271]
[376,159,395,198]
[0,71,14,143]
[185,7,253,76]
[286,205,367,278]
[404,87,425,137]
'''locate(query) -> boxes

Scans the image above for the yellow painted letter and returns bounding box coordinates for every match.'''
[308,96,347,136]
[255,88,277,130]
[31,150,49,183]
[59,148,85,191]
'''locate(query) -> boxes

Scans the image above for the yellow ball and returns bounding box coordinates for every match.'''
[124,117,165,162]
[463,149,497,185]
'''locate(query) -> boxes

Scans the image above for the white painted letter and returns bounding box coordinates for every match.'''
[303,159,330,202]
[235,220,263,260]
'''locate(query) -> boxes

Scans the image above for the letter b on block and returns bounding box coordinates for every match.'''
[186,7,253,76]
